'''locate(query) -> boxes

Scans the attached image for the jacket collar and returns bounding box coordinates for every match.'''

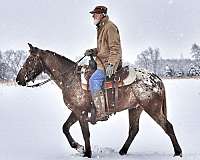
[96,16,109,30]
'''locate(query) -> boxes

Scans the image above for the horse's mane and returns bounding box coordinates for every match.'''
[44,49,75,65]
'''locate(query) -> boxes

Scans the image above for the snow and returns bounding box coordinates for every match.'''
[0,79,200,160]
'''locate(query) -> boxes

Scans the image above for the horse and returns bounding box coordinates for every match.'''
[16,43,182,158]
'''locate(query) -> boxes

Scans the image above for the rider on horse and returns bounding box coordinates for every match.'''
[85,6,122,124]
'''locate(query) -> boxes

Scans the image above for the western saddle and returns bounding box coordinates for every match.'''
[80,65,136,113]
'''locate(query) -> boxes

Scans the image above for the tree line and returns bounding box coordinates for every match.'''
[0,43,200,81]
[132,43,200,77]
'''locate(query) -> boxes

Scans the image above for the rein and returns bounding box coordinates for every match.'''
[27,55,86,88]
[27,79,51,88]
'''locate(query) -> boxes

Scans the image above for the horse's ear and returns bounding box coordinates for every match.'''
[28,43,38,54]
[28,43,33,49]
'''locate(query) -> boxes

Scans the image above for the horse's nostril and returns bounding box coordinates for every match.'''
[17,81,21,85]
[16,80,26,86]
[21,82,26,86]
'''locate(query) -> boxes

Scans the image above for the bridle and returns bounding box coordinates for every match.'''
[25,54,46,87]
[26,54,87,88]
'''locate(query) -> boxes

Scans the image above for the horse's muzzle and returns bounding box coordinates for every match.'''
[16,79,26,86]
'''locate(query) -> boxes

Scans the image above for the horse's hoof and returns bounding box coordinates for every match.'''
[83,151,92,158]
[174,152,182,157]
[119,149,127,155]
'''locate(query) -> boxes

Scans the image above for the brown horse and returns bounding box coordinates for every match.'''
[16,43,182,158]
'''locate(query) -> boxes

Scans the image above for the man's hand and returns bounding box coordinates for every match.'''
[84,48,97,56]
[106,64,114,78]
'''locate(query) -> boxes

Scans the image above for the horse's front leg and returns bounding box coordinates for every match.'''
[62,112,84,153]
[79,112,91,158]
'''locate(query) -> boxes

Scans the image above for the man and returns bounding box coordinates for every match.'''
[85,6,122,124]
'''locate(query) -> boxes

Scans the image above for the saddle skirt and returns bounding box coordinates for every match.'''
[80,65,149,90]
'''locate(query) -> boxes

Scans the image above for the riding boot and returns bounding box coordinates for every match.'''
[90,101,96,125]
[90,90,108,124]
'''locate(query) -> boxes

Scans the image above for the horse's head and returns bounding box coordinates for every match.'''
[16,43,44,86]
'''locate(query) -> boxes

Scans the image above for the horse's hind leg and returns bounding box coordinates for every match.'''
[145,106,182,157]
[165,119,182,157]
[119,107,143,155]
[62,112,84,153]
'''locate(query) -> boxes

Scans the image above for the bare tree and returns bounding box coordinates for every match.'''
[191,43,200,66]
[149,47,160,74]
[3,50,27,80]
[135,47,161,74]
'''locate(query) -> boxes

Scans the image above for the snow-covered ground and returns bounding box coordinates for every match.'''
[0,79,200,160]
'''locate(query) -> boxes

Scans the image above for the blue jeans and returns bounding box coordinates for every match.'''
[89,69,106,95]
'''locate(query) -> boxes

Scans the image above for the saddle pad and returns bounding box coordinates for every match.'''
[81,66,139,90]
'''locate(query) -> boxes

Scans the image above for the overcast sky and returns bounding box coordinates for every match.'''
[0,0,200,61]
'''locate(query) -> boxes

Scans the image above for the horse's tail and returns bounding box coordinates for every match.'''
[161,83,167,118]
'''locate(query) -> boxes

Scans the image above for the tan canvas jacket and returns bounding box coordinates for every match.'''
[95,16,122,72]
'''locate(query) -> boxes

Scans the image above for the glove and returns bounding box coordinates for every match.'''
[106,64,114,78]
[84,48,97,56]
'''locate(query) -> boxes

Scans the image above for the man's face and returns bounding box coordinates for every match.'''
[92,13,103,21]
